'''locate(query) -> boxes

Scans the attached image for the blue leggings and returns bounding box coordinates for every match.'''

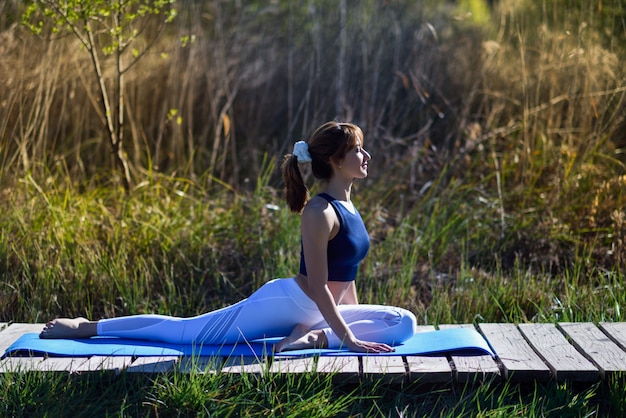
[97,278,416,348]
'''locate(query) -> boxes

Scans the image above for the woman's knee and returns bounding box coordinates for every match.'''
[396,308,417,339]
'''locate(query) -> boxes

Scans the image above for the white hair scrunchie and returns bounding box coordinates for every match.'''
[292,141,312,163]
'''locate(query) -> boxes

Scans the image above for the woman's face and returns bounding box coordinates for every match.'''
[338,140,371,179]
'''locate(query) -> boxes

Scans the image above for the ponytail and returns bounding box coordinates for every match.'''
[281,154,309,213]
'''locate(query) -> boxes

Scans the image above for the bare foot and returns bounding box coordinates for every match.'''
[274,324,328,352]
[39,317,98,339]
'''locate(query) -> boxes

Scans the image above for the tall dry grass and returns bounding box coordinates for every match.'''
[3,1,622,185]
[1,1,481,185]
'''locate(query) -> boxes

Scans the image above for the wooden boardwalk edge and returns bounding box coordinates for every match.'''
[2,322,626,383]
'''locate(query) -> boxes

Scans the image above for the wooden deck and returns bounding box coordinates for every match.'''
[2,322,626,383]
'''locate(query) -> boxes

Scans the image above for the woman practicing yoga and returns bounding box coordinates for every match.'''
[40,121,417,353]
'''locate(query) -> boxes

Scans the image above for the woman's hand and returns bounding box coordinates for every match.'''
[346,339,395,353]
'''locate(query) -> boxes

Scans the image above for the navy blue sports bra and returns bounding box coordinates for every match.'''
[299,193,370,282]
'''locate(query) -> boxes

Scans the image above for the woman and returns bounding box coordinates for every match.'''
[40,121,417,353]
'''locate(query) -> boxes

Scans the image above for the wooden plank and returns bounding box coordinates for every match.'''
[315,356,360,375]
[518,323,599,382]
[38,357,87,372]
[599,322,626,352]
[268,355,362,383]
[438,324,501,383]
[270,357,317,374]
[558,322,626,378]
[478,323,551,382]
[405,356,452,384]
[0,357,46,373]
[126,356,180,373]
[179,356,224,374]
[316,356,360,384]
[361,356,406,384]
[0,323,45,356]
[0,355,85,373]
[71,355,134,373]
[405,326,453,384]
[222,354,360,382]
[221,356,269,374]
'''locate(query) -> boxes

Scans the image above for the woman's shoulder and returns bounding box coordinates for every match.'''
[303,195,332,215]
[301,195,337,228]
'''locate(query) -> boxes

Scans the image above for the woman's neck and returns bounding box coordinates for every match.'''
[324,178,352,202]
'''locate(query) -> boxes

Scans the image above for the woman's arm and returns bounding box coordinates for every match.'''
[300,200,391,352]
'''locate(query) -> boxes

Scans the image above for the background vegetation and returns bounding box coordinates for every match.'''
[1,0,625,416]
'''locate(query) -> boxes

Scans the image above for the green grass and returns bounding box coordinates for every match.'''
[2,162,624,325]
[1,367,624,417]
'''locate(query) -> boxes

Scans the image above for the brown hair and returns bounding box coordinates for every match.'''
[281,121,364,213]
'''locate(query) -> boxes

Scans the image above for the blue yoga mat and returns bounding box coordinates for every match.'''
[2,328,495,358]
